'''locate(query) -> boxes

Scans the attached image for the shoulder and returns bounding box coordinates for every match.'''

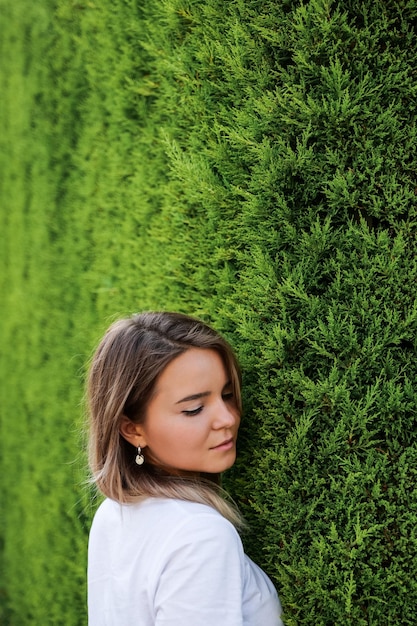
[143,498,242,546]
[168,498,239,529]
[152,500,244,567]
[91,497,241,543]
[91,497,244,572]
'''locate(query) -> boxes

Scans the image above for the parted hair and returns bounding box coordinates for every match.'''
[87,311,243,527]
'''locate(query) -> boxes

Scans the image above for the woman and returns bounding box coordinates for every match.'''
[87,311,283,625]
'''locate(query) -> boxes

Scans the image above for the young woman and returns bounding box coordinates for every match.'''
[87,311,283,625]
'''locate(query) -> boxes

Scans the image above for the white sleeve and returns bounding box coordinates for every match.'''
[153,513,245,626]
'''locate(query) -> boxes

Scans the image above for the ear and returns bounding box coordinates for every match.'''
[119,416,148,448]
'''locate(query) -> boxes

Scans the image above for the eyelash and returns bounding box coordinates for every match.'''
[182,392,234,416]
[183,407,204,417]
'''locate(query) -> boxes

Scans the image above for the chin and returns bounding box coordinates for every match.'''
[217,456,237,473]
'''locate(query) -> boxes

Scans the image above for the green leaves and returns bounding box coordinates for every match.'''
[3,0,417,624]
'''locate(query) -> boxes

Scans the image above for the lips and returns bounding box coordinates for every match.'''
[211,437,234,450]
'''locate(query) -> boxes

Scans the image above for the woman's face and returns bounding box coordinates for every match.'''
[132,348,240,475]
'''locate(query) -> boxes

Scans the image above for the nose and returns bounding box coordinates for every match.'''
[212,398,239,430]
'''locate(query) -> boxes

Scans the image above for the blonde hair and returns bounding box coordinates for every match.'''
[87,311,244,527]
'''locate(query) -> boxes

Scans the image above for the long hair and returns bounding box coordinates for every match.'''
[87,311,244,527]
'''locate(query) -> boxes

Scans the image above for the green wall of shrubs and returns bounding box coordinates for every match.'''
[2,1,417,624]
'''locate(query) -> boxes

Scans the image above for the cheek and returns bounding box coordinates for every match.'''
[171,420,209,446]
[147,418,207,451]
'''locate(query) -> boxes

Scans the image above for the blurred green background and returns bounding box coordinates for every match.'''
[2,1,417,624]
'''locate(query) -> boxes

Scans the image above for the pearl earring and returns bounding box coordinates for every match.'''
[135,446,145,466]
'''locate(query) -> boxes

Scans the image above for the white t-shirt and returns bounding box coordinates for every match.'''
[88,497,283,625]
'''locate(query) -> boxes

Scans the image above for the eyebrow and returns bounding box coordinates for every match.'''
[176,381,232,405]
[176,391,211,404]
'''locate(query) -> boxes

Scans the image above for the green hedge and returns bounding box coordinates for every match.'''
[2,1,417,624]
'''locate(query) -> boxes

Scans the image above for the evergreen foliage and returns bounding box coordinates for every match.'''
[1,0,417,624]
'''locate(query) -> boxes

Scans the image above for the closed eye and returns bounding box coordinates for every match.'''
[182,406,203,416]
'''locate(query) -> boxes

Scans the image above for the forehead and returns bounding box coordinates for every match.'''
[154,348,228,396]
